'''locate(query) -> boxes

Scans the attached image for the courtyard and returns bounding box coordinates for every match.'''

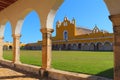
[3,50,113,79]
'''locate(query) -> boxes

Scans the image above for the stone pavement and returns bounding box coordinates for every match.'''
[0,65,39,80]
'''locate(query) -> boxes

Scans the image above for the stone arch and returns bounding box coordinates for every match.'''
[0,21,12,38]
[104,41,113,51]
[89,43,95,51]
[104,0,120,15]
[0,21,13,54]
[96,42,104,51]
[46,0,64,29]
[82,43,89,51]
[3,45,8,50]
[72,43,78,50]
[15,10,41,35]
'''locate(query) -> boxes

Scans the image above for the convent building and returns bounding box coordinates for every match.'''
[24,17,113,51]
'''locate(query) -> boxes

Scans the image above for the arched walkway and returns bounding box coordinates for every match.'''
[19,11,42,65]
[0,0,64,70]
[104,42,113,51]
[89,43,95,51]
[96,42,103,51]
[82,43,89,51]
[72,43,78,50]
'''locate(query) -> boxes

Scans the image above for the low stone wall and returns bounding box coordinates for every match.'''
[0,60,113,80]
[48,69,113,80]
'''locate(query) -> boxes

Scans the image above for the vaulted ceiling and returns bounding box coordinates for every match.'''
[0,0,18,11]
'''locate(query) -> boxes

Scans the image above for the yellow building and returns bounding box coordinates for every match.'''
[3,42,26,50]
[25,17,114,51]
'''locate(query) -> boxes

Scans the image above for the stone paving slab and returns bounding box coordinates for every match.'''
[0,65,39,80]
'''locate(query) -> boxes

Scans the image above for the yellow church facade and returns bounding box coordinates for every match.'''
[24,17,113,51]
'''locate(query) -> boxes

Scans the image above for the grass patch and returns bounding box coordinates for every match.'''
[3,50,113,79]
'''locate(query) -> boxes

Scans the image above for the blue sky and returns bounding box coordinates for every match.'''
[4,0,113,43]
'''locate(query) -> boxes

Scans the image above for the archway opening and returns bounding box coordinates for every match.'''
[104,42,113,51]
[20,10,42,66]
[52,0,113,79]
[3,22,13,61]
[9,45,12,50]
[89,43,95,51]
[96,42,103,51]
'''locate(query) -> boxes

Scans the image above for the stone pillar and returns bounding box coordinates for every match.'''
[12,34,21,64]
[0,37,4,60]
[110,14,120,80]
[41,28,53,69]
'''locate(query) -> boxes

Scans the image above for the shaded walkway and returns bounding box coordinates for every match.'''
[0,65,39,80]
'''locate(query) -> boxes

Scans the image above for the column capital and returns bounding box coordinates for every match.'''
[109,14,120,26]
[12,34,21,38]
[40,28,54,34]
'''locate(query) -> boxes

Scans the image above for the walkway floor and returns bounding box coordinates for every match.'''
[0,65,39,80]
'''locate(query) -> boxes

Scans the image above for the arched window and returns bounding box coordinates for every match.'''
[63,30,68,41]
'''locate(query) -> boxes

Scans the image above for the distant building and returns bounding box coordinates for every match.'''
[3,42,25,50]
[24,17,113,51]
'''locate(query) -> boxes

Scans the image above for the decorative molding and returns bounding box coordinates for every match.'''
[12,34,21,39]
[42,33,52,39]
[52,36,113,43]
[40,28,54,34]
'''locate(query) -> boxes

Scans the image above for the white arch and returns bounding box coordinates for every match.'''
[95,42,104,46]
[104,0,120,15]
[15,19,24,34]
[0,24,6,37]
[15,10,41,35]
[46,0,64,29]
[0,22,12,37]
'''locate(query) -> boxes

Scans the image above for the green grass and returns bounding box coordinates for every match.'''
[3,50,113,79]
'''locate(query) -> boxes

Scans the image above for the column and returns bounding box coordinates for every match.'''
[41,28,53,69]
[110,14,120,80]
[0,37,4,60]
[12,34,21,64]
